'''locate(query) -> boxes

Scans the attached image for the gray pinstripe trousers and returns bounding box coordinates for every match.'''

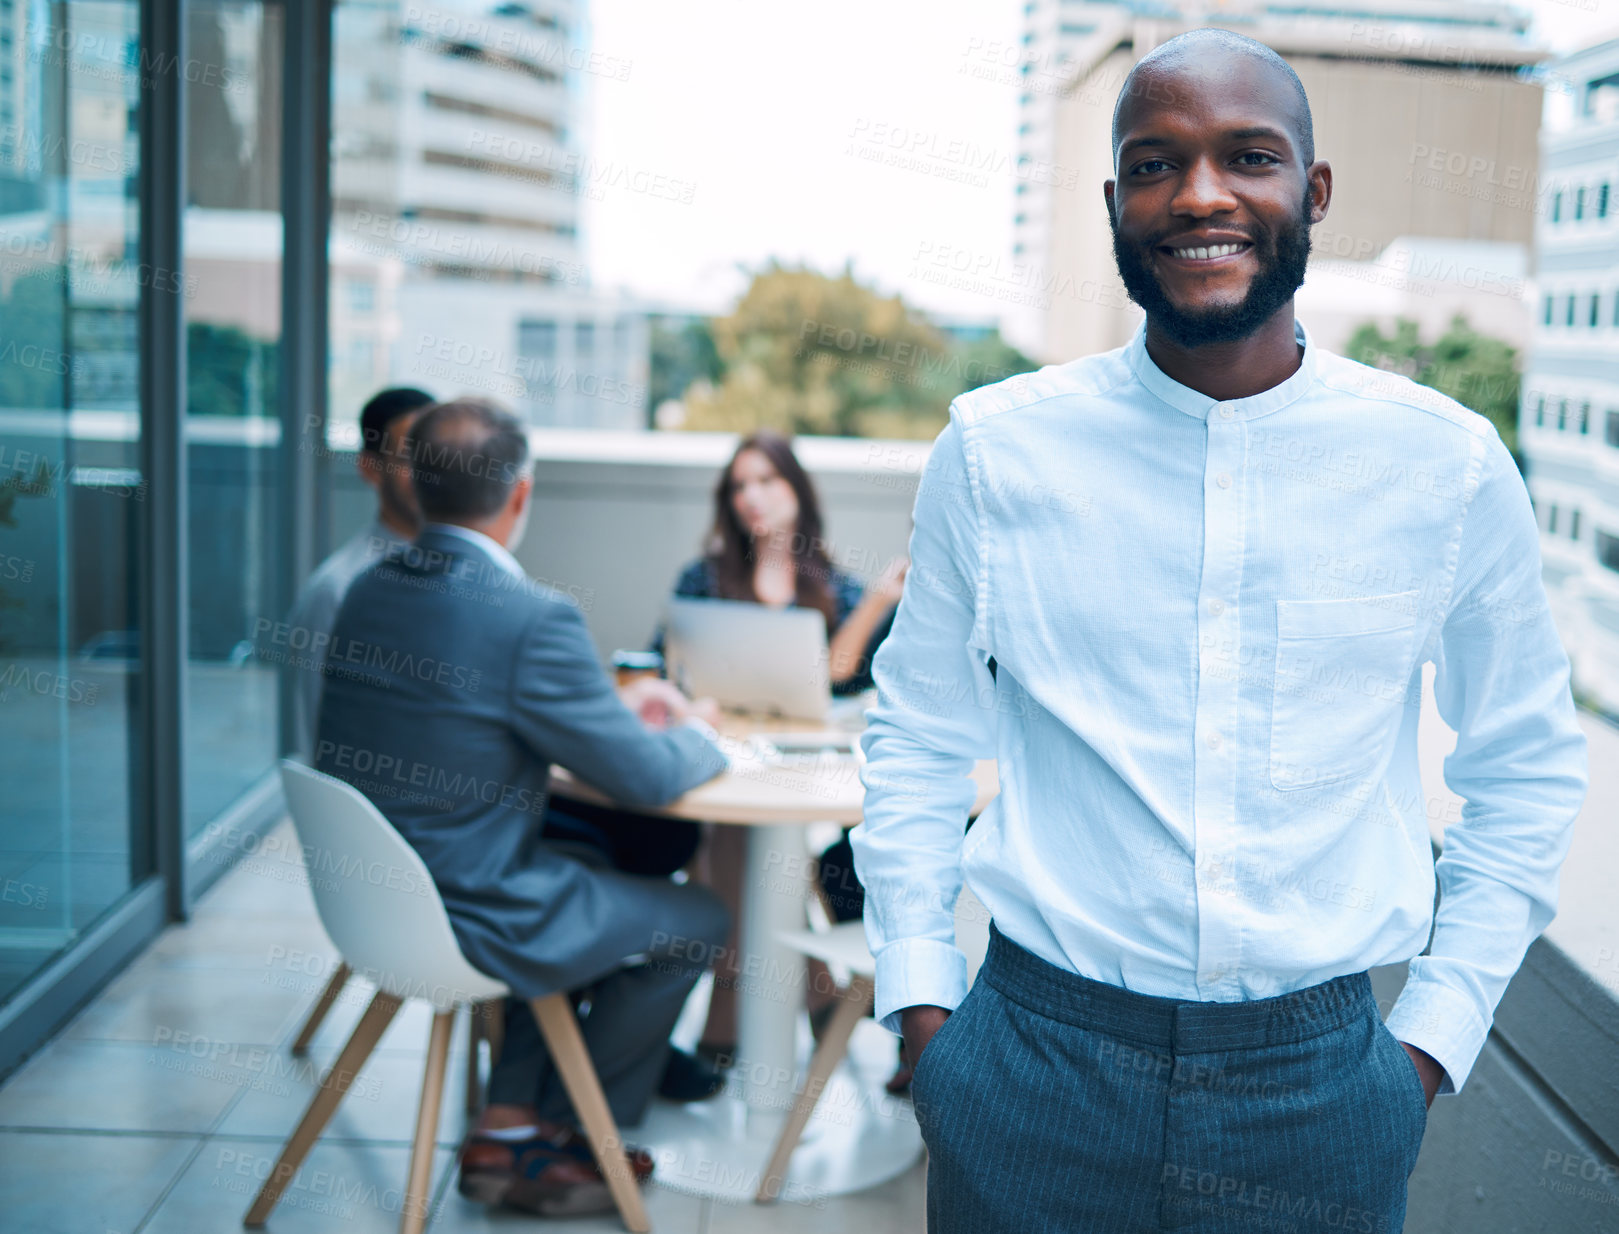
[911,926,1427,1233]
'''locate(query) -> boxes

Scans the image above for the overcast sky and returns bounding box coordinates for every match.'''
[582,0,1619,325]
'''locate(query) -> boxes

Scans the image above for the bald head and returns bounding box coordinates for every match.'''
[1112,29,1314,171]
[407,397,531,522]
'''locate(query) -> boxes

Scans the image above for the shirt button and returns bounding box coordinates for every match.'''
[1216,472,1233,489]
[1219,407,1234,420]
[1207,731,1223,750]
[1208,599,1225,616]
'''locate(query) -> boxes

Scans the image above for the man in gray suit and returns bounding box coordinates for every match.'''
[316,397,729,1217]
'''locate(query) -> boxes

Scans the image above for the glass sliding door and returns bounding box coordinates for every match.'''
[0,0,144,1003]
[183,0,285,837]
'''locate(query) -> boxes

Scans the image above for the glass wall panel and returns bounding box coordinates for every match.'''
[183,0,285,836]
[0,0,143,1002]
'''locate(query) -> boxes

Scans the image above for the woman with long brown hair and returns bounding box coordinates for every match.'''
[656,429,904,691]
[658,430,907,1070]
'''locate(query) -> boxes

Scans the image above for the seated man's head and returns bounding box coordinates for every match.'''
[406,398,534,550]
[357,386,436,535]
[1104,28,1330,350]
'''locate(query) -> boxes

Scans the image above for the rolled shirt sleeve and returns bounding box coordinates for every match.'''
[1387,428,1589,1091]
[851,415,998,1033]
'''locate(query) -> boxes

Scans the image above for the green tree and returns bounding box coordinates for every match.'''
[648,314,722,421]
[0,273,68,410]
[187,322,279,417]
[1344,315,1521,466]
[681,262,1034,439]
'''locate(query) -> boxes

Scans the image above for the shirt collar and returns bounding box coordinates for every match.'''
[1127,318,1318,422]
[422,522,526,579]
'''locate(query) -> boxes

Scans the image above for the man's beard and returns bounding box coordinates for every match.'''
[1110,188,1312,349]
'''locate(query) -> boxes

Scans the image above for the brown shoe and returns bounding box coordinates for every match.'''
[458,1127,653,1217]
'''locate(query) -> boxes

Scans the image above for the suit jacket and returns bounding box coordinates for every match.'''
[314,527,728,996]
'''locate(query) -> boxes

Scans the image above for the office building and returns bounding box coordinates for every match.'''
[1521,35,1619,713]
[326,0,651,430]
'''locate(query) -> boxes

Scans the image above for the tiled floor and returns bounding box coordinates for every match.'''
[0,819,926,1234]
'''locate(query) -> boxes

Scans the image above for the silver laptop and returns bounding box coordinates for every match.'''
[663,598,832,720]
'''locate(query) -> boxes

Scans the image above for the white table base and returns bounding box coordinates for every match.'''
[644,818,923,1202]
[638,1019,923,1204]
[737,823,809,1111]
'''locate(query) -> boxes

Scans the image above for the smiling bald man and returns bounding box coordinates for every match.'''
[851,28,1587,1233]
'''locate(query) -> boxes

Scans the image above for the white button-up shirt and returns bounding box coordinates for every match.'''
[851,322,1588,1092]
[425,520,528,579]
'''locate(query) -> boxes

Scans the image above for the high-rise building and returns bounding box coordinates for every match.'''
[333,0,583,285]
[329,0,650,429]
[1521,36,1619,714]
[1008,0,1545,362]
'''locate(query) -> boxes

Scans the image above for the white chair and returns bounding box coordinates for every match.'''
[245,761,651,1234]
[755,884,991,1203]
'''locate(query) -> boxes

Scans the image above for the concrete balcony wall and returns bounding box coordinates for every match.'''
[330,430,927,659]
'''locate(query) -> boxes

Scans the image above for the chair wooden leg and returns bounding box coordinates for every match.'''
[400,1009,454,1234]
[464,1002,483,1116]
[756,974,874,1203]
[529,995,652,1234]
[244,989,402,1227]
[289,961,351,1056]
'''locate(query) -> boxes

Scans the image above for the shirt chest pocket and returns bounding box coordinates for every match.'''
[1269,593,1422,792]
